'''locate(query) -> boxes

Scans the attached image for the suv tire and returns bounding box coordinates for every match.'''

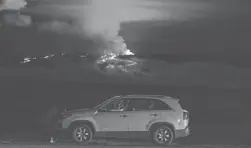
[152,125,174,145]
[71,124,93,145]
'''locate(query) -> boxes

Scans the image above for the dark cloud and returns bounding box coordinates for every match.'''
[3,12,31,26]
[0,0,32,27]
[37,20,81,34]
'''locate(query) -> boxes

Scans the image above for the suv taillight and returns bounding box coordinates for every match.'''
[183,111,189,120]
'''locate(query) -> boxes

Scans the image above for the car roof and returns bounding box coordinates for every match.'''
[94,95,179,109]
[119,94,179,101]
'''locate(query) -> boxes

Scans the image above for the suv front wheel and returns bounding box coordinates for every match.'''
[152,125,174,145]
[71,124,93,145]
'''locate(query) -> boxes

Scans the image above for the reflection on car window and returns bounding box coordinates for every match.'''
[149,99,172,110]
[124,98,172,111]
[127,99,150,111]
[103,99,129,112]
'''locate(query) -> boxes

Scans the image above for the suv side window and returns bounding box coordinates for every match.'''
[126,98,150,111]
[149,99,173,110]
[101,99,129,112]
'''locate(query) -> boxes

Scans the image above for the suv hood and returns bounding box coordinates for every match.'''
[62,108,91,116]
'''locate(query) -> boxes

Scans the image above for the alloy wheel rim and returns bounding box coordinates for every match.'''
[155,128,171,144]
[74,127,90,142]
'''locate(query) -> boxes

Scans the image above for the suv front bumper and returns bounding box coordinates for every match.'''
[54,121,70,139]
[175,126,190,138]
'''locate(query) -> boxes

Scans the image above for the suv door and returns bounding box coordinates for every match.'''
[123,98,161,138]
[93,98,130,138]
[148,99,176,122]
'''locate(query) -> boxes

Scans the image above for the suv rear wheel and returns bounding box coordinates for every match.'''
[71,124,93,145]
[152,125,174,145]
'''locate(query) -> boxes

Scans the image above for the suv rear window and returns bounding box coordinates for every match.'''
[149,99,173,110]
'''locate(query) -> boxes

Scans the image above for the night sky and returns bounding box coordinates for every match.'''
[1,0,251,88]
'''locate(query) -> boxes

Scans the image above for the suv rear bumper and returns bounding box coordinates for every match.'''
[175,126,190,139]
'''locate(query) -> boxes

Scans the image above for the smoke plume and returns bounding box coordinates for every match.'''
[24,0,213,56]
[79,0,139,56]
[3,13,31,26]
[0,0,31,27]
[38,20,80,34]
[30,0,167,55]
[0,0,27,11]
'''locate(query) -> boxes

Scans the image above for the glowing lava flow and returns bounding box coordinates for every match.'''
[95,34,137,72]
[96,48,138,73]
[19,48,138,74]
[20,54,55,64]
[96,53,117,64]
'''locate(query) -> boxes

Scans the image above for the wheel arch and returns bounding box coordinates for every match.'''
[69,120,96,134]
[148,122,175,137]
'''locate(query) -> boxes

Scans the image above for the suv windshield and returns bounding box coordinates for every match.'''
[93,96,118,110]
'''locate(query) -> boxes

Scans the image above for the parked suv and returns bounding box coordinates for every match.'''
[56,95,190,145]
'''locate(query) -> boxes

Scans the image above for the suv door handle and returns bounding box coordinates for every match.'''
[120,114,128,118]
[150,113,158,117]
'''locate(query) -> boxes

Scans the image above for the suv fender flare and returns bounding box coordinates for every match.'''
[148,122,175,136]
[68,120,96,134]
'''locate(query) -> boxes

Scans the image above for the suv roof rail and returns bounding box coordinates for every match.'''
[123,94,166,97]
[122,94,178,100]
[112,95,122,98]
